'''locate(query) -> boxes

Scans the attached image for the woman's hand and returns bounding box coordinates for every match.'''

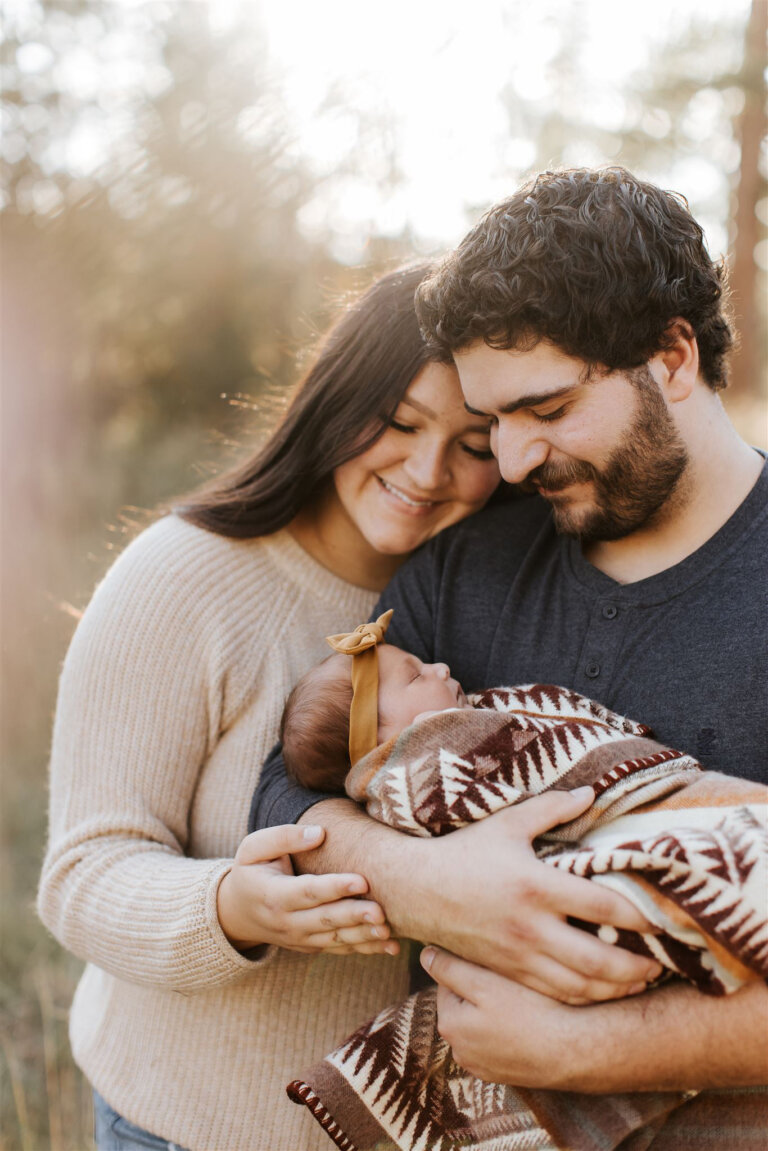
[217,824,399,956]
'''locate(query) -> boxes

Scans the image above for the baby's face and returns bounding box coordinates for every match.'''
[376,644,468,743]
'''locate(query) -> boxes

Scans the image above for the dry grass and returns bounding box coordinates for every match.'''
[1,764,94,1151]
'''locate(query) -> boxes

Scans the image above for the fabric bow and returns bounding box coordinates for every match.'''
[326,610,394,656]
[325,610,394,765]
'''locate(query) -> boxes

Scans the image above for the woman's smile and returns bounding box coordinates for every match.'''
[376,475,440,512]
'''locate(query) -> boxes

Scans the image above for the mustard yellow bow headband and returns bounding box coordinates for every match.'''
[326,609,393,765]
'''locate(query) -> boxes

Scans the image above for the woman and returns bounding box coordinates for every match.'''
[37,263,502,1151]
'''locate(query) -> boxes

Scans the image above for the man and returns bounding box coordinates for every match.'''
[253,169,767,1130]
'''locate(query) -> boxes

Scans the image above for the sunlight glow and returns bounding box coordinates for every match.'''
[251,0,750,255]
[4,0,752,257]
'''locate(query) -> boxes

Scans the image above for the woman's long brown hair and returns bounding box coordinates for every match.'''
[177,262,440,538]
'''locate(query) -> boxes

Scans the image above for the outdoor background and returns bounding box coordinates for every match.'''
[1,0,766,1147]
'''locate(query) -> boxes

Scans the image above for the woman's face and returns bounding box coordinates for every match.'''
[332,362,501,557]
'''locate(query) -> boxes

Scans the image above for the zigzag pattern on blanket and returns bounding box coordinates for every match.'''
[290,684,768,1151]
[547,800,768,994]
[347,683,699,838]
[289,987,693,1151]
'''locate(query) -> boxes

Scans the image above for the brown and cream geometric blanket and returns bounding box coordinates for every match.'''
[287,684,768,1151]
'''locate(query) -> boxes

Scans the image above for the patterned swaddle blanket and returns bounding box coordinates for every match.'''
[287,685,768,1151]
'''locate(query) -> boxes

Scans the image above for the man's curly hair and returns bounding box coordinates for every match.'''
[416,167,734,390]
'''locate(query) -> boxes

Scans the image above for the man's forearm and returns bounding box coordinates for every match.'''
[296,800,432,940]
[297,796,665,1006]
[565,979,768,1092]
[428,948,768,1091]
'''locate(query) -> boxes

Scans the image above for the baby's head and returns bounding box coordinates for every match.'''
[281,643,468,791]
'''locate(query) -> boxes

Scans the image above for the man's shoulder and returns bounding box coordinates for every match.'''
[386,495,555,604]
[380,495,555,653]
[434,494,553,558]
[700,454,768,577]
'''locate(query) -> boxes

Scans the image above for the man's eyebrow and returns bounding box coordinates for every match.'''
[464,384,577,417]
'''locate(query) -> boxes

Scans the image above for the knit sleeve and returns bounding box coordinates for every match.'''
[37,519,271,992]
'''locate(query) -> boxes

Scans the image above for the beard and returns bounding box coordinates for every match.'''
[524,368,690,543]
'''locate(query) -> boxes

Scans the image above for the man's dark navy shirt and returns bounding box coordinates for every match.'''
[251,457,768,833]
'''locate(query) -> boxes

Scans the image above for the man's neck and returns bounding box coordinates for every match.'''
[583,423,763,585]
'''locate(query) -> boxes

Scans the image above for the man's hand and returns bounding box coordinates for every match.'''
[421,946,585,1086]
[217,824,398,955]
[415,788,661,1002]
[421,946,768,1092]
[296,788,660,1002]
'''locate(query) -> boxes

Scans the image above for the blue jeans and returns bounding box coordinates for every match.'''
[93,1091,189,1151]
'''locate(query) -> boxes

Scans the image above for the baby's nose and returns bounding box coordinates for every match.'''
[430,662,450,680]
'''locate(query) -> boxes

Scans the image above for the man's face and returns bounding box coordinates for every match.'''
[453,339,689,543]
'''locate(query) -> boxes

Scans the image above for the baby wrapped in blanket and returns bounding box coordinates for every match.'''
[280,612,768,1151]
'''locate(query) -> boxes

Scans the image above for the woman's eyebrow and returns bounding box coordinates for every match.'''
[399,396,436,418]
[400,396,490,431]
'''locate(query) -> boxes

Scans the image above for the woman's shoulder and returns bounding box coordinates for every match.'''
[77,517,372,659]
[77,516,279,642]
[99,514,275,593]
[116,511,248,560]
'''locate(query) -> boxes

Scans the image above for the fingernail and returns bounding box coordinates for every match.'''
[569,786,594,801]
[347,880,365,894]
[302,825,322,841]
[371,926,385,939]
[386,942,399,955]
[420,946,434,972]
[628,982,646,995]
[363,911,375,923]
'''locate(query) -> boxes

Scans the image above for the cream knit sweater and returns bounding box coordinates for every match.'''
[38,515,410,1151]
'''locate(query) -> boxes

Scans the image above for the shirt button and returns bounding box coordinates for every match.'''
[585,661,601,678]
[602,604,618,620]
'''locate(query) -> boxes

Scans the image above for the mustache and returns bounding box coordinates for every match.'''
[522,459,596,493]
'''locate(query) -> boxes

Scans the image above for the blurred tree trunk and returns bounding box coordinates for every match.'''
[729,0,767,399]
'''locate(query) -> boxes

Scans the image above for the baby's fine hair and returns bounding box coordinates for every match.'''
[281,654,353,792]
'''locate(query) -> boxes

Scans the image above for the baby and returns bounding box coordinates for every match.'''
[281,611,470,790]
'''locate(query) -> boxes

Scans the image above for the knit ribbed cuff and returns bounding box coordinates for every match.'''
[200,863,278,982]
